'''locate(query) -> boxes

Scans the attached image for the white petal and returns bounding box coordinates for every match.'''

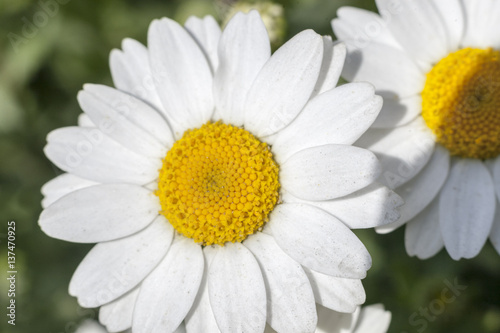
[377,145,450,234]
[208,242,267,333]
[375,0,448,64]
[371,95,422,129]
[356,118,435,190]
[272,82,382,163]
[99,287,139,333]
[353,304,391,333]
[303,267,365,313]
[214,11,270,126]
[184,15,221,72]
[341,42,425,99]
[185,247,221,333]
[491,157,500,254]
[439,159,496,260]
[405,199,444,260]
[244,30,323,137]
[269,203,371,278]
[41,173,97,208]
[44,126,161,184]
[316,305,359,333]
[493,156,500,201]
[39,184,159,243]
[281,144,381,201]
[489,205,500,255]
[244,233,317,333]
[462,0,500,48]
[312,40,346,96]
[332,6,401,49]
[78,84,173,157]
[282,182,403,229]
[133,236,204,333]
[109,38,163,112]
[69,216,173,307]
[433,0,464,51]
[78,113,94,127]
[75,320,108,333]
[148,18,213,137]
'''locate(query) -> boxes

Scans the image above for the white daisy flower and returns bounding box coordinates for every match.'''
[39,10,402,333]
[332,0,500,260]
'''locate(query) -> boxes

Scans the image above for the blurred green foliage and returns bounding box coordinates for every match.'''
[0,0,499,332]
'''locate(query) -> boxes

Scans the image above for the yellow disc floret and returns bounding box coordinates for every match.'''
[422,47,500,159]
[156,122,280,246]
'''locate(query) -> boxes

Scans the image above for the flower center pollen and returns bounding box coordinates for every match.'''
[422,47,500,159]
[156,122,280,246]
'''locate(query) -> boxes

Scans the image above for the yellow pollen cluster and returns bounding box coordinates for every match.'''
[422,47,500,159]
[156,122,280,246]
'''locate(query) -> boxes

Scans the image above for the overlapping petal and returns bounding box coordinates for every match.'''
[69,216,173,307]
[133,236,204,333]
[439,159,496,260]
[280,145,381,201]
[208,243,267,333]
[148,17,213,136]
[244,30,323,137]
[269,204,371,278]
[39,184,159,243]
[214,11,270,126]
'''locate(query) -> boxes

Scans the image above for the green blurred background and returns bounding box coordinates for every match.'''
[0,0,499,332]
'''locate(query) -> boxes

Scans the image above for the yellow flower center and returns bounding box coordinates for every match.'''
[156,122,280,246]
[422,47,500,159]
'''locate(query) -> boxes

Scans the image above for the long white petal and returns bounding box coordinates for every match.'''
[433,0,464,51]
[377,145,450,234]
[356,118,435,190]
[332,6,401,49]
[78,84,173,157]
[375,0,448,64]
[44,126,161,185]
[353,304,391,333]
[404,199,444,259]
[269,203,371,278]
[303,266,365,313]
[214,10,270,126]
[109,38,163,112]
[245,233,317,333]
[148,18,213,137]
[340,42,425,99]
[244,30,323,137]
[282,182,403,229]
[41,173,97,208]
[184,15,221,72]
[272,82,382,163]
[185,246,221,333]
[39,184,159,243]
[312,40,346,96]
[281,144,381,201]
[133,236,204,333]
[99,287,140,333]
[208,243,267,333]
[440,159,496,260]
[69,216,173,307]
[462,0,500,48]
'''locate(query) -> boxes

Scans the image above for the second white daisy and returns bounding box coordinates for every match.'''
[333,0,500,260]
